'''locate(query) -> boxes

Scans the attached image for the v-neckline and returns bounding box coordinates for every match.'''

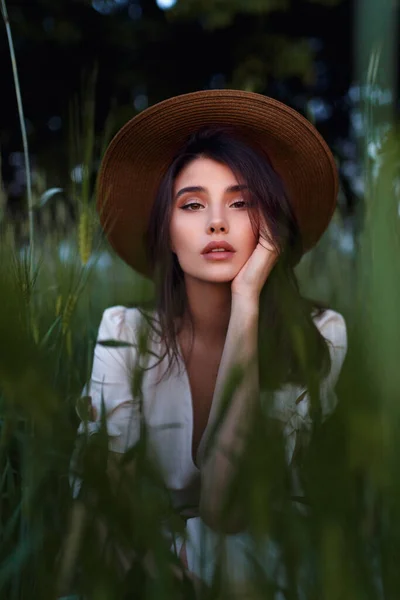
[148,309,223,473]
[176,335,221,473]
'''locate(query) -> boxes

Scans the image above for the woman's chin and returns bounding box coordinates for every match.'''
[181,263,240,284]
[202,272,239,284]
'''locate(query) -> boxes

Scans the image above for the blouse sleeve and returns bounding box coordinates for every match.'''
[268,309,348,463]
[76,305,142,454]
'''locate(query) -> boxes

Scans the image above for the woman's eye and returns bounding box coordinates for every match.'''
[180,200,249,211]
[181,202,202,211]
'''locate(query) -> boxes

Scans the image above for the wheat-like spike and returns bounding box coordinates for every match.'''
[55,295,63,317]
[78,209,92,266]
[62,294,77,335]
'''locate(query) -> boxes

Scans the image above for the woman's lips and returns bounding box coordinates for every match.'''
[202,251,236,261]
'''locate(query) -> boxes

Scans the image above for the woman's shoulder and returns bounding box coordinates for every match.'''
[311,307,347,350]
[97,304,146,339]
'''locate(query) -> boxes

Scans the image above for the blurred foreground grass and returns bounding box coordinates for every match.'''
[1,41,400,596]
[2,0,400,594]
[0,122,399,599]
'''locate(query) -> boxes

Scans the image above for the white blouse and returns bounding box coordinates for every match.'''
[76,305,347,511]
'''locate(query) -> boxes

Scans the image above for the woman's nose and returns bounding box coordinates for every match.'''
[207,218,228,234]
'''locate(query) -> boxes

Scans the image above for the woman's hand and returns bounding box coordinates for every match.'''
[231,226,279,303]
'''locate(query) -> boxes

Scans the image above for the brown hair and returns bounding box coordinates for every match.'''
[137,125,331,391]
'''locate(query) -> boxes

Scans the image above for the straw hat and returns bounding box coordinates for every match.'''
[97,89,338,278]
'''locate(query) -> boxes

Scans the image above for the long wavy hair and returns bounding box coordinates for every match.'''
[137,125,331,392]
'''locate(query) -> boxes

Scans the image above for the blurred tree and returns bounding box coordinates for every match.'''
[169,0,291,29]
[168,0,342,29]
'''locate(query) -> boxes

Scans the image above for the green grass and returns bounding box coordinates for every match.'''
[0,140,398,598]
[1,0,400,594]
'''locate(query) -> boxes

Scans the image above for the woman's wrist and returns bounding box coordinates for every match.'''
[231,293,259,317]
[225,294,259,370]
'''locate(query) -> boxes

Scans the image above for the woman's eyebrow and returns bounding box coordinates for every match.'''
[175,183,248,200]
[228,184,248,193]
[175,186,205,200]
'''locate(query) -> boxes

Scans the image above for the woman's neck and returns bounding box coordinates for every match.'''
[180,276,232,346]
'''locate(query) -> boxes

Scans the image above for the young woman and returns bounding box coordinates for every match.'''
[74,90,347,594]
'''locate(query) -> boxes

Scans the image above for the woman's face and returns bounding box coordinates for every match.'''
[170,156,259,284]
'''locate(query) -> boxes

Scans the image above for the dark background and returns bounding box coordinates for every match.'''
[0,0,386,227]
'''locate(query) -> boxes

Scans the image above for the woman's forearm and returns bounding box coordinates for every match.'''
[199,296,260,532]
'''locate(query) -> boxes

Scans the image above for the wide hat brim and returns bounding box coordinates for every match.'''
[97,89,338,279]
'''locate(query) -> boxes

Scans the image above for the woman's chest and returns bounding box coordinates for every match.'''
[184,347,222,465]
